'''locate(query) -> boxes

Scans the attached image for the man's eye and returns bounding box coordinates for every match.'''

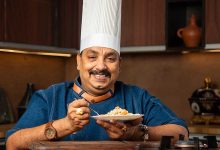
[88,56,96,60]
[107,57,116,62]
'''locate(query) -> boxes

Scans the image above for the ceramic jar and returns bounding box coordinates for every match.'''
[177,14,201,48]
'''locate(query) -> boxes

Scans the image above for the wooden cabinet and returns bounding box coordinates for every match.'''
[121,0,165,47]
[58,0,81,49]
[0,0,5,41]
[0,0,81,49]
[205,0,220,44]
[2,0,55,46]
[0,0,166,51]
[59,0,166,49]
[2,0,220,51]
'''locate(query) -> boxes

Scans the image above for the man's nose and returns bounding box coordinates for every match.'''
[96,58,107,70]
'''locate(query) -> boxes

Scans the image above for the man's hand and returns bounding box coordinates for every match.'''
[96,117,143,140]
[65,99,90,133]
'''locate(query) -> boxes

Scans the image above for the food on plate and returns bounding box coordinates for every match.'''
[106,106,131,115]
[92,106,143,121]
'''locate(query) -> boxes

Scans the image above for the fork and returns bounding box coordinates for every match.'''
[83,98,100,116]
[72,98,100,116]
[89,107,100,116]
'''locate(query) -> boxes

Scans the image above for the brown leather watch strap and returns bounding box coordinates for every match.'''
[44,121,57,140]
[73,83,113,103]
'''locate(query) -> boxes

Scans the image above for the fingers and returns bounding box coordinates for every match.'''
[96,119,144,140]
[66,99,90,131]
[68,99,90,115]
[68,110,90,120]
[124,117,143,126]
[96,120,126,139]
[76,108,84,115]
[68,99,89,112]
[121,126,127,132]
[132,117,143,125]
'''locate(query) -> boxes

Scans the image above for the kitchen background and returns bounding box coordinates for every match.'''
[0,0,220,135]
[1,51,220,124]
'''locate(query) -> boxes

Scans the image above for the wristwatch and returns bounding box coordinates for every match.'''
[139,124,149,141]
[44,121,57,140]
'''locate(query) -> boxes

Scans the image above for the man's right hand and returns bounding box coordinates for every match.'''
[65,99,90,133]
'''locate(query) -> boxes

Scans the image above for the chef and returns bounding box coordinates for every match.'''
[6,0,188,149]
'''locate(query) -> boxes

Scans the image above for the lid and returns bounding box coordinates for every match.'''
[190,77,220,100]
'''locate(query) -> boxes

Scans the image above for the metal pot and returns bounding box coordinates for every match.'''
[188,77,220,115]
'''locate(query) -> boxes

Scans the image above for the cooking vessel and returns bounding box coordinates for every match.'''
[188,77,220,115]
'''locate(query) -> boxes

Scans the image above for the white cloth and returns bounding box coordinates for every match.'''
[80,0,122,54]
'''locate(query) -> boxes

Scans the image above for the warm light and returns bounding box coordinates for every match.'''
[205,49,220,53]
[181,51,191,54]
[0,48,72,57]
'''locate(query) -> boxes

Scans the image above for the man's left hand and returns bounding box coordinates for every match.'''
[96,117,143,140]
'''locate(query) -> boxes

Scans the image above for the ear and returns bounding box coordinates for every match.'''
[119,56,122,71]
[76,54,81,71]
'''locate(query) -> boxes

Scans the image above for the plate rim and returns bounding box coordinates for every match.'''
[91,114,144,121]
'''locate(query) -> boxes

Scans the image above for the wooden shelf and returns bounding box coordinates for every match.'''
[189,125,220,135]
[0,124,14,138]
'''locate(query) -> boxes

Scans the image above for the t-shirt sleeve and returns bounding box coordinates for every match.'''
[6,90,49,139]
[142,90,188,129]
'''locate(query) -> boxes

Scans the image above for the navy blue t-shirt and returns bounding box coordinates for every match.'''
[7,80,187,141]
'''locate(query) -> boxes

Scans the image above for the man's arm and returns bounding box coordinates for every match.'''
[6,118,72,150]
[6,99,90,150]
[96,119,188,141]
[148,124,188,141]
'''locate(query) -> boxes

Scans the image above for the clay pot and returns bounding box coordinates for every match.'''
[177,14,201,48]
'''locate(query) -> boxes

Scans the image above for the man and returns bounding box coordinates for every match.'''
[6,0,188,149]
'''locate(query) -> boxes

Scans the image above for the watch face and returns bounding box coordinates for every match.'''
[45,128,56,140]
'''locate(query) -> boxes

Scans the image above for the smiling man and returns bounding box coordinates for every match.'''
[6,0,188,149]
[77,47,120,95]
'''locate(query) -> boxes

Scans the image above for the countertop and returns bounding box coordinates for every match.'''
[188,125,220,135]
[1,124,219,138]
[30,141,160,150]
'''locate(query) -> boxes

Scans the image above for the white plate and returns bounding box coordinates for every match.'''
[92,114,144,121]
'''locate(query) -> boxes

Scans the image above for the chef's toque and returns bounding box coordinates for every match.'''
[80,0,122,54]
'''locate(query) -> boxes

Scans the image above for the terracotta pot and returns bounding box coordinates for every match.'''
[177,14,201,48]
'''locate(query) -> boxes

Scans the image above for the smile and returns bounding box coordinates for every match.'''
[93,74,109,80]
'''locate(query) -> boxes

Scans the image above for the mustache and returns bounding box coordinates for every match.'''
[89,69,111,77]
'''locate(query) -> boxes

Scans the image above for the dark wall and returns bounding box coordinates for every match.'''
[118,52,220,123]
[0,52,66,120]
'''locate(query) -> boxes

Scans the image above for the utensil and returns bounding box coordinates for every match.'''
[83,98,100,116]
[89,107,100,116]
[71,98,100,116]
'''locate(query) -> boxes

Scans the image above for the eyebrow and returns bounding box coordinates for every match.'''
[86,49,118,56]
[86,49,98,54]
[106,52,118,57]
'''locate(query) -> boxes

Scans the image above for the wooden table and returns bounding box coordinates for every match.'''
[189,125,220,135]
[30,141,160,150]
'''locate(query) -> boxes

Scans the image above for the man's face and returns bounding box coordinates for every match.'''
[77,47,121,95]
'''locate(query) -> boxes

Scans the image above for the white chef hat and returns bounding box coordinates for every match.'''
[80,0,122,54]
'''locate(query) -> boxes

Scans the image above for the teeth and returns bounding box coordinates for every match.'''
[94,74,106,79]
